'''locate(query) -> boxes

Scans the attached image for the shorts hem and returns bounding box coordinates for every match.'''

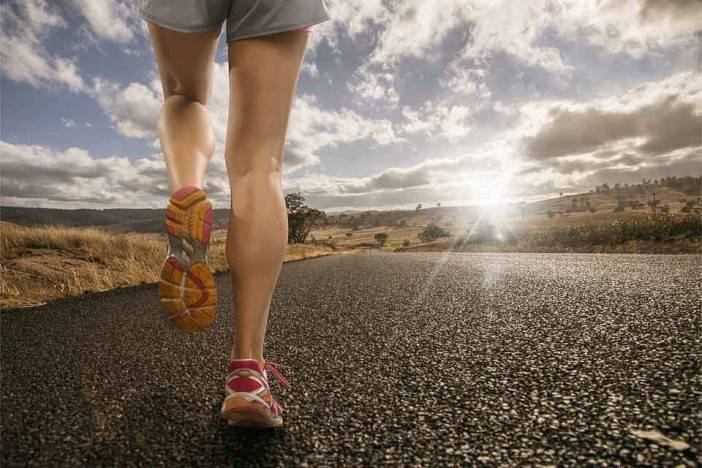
[226,14,330,42]
[139,10,224,34]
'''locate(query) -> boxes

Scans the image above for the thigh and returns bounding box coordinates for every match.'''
[224,30,308,172]
[147,22,221,104]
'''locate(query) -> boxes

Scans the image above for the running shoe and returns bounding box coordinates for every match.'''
[221,358,291,428]
[159,185,217,332]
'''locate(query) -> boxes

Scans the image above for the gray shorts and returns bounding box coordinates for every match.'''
[136,0,330,42]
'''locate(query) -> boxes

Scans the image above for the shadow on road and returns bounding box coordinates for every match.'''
[216,422,289,464]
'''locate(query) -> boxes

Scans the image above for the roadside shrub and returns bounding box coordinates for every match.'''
[402,239,410,247]
[374,232,389,246]
[418,223,451,242]
[522,214,701,247]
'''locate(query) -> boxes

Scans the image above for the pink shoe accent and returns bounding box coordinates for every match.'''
[203,224,212,244]
[264,362,291,389]
[202,206,213,244]
[165,223,177,236]
[226,359,291,390]
[165,207,178,221]
[227,375,263,393]
[223,359,290,425]
[167,257,184,272]
[171,185,200,200]
[186,269,208,307]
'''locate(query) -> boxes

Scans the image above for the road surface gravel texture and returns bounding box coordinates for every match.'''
[1,253,700,466]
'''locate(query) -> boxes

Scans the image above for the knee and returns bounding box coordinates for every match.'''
[161,75,209,105]
[227,154,283,180]
[162,93,206,110]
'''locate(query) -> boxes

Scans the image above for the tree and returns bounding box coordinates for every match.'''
[546,209,555,218]
[614,197,626,211]
[418,223,451,242]
[415,204,422,211]
[285,193,326,243]
[374,232,389,246]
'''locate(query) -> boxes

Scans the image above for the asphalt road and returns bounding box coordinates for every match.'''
[2,253,700,466]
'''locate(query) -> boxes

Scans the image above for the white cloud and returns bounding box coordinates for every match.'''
[72,0,136,43]
[511,71,702,193]
[325,0,700,106]
[441,63,491,99]
[91,78,163,138]
[289,94,401,150]
[348,65,400,105]
[0,141,161,206]
[561,0,702,57]
[401,102,473,142]
[0,0,85,92]
[518,71,702,159]
[286,145,505,198]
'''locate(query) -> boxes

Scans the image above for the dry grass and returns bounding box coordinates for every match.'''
[313,210,702,252]
[395,214,702,254]
[1,222,335,309]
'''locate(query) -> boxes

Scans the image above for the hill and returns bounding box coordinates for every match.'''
[0,206,231,233]
[2,176,700,237]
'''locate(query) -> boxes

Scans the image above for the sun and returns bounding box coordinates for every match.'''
[465,176,510,209]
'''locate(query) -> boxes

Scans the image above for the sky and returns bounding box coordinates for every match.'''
[1,0,701,211]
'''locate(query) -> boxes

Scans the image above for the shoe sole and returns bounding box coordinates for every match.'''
[159,186,217,333]
[220,394,283,428]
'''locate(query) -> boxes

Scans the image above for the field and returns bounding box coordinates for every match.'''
[312,181,701,252]
[0,223,335,309]
[312,211,701,253]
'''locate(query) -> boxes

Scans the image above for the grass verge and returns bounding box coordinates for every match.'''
[1,222,335,309]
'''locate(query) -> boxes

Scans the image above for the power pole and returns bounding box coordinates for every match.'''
[652,191,656,217]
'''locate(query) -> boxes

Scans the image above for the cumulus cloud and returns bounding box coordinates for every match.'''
[0,142,154,205]
[286,71,701,210]
[506,71,702,197]
[0,0,85,92]
[522,71,702,160]
[290,94,400,150]
[348,65,400,105]
[401,102,473,142]
[328,0,700,107]
[567,0,702,56]
[286,146,504,200]
[72,0,137,44]
[91,78,163,138]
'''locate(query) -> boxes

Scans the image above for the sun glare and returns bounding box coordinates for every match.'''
[465,177,510,210]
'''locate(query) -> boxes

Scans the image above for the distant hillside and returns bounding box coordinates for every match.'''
[2,176,699,233]
[325,177,701,230]
[0,206,231,233]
